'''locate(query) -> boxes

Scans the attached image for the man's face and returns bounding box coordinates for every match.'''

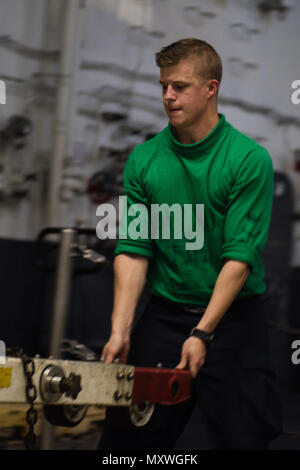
[159,58,211,130]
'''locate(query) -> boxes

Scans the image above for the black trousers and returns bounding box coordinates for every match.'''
[98,295,283,450]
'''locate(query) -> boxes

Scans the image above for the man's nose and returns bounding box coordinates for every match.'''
[164,85,176,100]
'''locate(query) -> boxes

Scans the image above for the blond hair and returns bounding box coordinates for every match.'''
[155,38,222,84]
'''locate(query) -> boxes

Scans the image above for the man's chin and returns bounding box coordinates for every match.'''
[169,118,191,130]
[168,115,186,127]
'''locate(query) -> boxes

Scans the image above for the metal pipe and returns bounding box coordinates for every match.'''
[48,228,76,358]
[46,0,81,226]
[42,0,80,448]
[41,228,75,449]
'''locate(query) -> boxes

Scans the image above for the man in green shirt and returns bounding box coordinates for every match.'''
[98,38,282,449]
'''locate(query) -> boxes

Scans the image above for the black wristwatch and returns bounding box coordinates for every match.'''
[189,327,214,348]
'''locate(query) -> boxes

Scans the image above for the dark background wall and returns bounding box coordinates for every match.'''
[0,236,149,357]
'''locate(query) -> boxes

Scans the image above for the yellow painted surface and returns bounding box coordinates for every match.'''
[0,368,12,388]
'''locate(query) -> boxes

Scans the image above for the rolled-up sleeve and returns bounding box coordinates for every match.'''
[114,149,155,258]
[221,147,274,269]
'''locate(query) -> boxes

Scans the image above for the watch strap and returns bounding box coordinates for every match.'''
[189,327,214,348]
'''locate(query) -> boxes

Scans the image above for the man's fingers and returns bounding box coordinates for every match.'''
[189,362,198,379]
[189,358,205,378]
[176,351,205,378]
[100,344,116,363]
[176,353,188,370]
[100,334,130,365]
[104,352,115,363]
[100,346,107,362]
[177,356,198,377]
[101,344,128,364]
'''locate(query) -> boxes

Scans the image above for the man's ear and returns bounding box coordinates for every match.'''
[207,79,219,98]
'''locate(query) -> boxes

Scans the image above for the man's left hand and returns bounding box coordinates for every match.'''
[176,337,207,378]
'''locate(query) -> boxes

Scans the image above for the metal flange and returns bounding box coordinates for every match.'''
[40,364,65,403]
[129,401,155,427]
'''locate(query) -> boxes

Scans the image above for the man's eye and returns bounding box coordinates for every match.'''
[161,84,186,93]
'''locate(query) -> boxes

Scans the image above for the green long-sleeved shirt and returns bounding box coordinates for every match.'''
[114,114,274,306]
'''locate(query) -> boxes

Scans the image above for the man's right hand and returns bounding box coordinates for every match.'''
[100,332,130,364]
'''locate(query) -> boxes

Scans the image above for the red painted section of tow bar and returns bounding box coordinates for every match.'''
[132,367,192,405]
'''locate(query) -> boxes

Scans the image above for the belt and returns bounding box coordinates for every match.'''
[151,293,264,315]
[151,295,206,314]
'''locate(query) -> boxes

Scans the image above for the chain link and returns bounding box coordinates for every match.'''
[21,354,38,450]
[7,347,38,450]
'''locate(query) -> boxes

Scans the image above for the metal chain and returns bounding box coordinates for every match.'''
[21,353,38,449]
[7,347,38,449]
